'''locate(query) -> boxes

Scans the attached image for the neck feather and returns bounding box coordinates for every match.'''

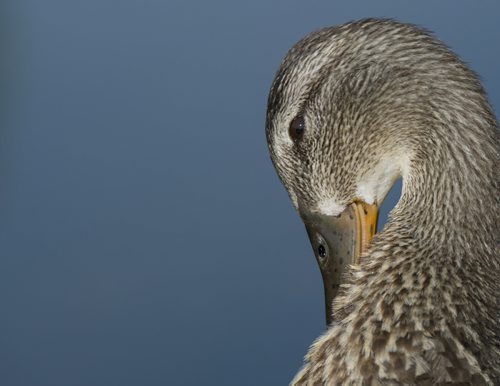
[370,117,500,367]
[393,117,498,264]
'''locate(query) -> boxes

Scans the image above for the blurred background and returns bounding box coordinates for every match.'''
[0,1,498,385]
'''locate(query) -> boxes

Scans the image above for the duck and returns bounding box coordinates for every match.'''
[265,19,499,385]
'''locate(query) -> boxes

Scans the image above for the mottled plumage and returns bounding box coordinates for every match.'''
[266,19,499,385]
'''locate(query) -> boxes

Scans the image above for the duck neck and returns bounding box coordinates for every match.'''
[381,118,499,345]
[369,118,499,374]
[394,118,498,267]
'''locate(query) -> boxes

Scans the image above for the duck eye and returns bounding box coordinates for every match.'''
[318,244,327,259]
[289,115,305,142]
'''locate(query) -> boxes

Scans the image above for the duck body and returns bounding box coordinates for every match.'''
[266,19,499,385]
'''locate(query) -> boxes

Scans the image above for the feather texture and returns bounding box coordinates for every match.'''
[266,19,499,385]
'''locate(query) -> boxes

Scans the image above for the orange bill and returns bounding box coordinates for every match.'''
[300,201,378,325]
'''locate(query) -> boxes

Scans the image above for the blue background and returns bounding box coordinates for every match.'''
[0,1,498,385]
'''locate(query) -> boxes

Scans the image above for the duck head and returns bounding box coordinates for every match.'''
[264,21,444,324]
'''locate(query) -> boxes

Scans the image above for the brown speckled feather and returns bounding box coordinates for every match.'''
[266,19,499,385]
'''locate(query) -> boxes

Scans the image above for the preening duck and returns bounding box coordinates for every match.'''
[266,19,499,385]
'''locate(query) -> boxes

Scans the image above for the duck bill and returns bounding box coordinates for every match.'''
[300,202,378,325]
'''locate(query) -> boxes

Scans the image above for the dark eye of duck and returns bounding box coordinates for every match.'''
[289,115,305,142]
[317,244,326,259]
